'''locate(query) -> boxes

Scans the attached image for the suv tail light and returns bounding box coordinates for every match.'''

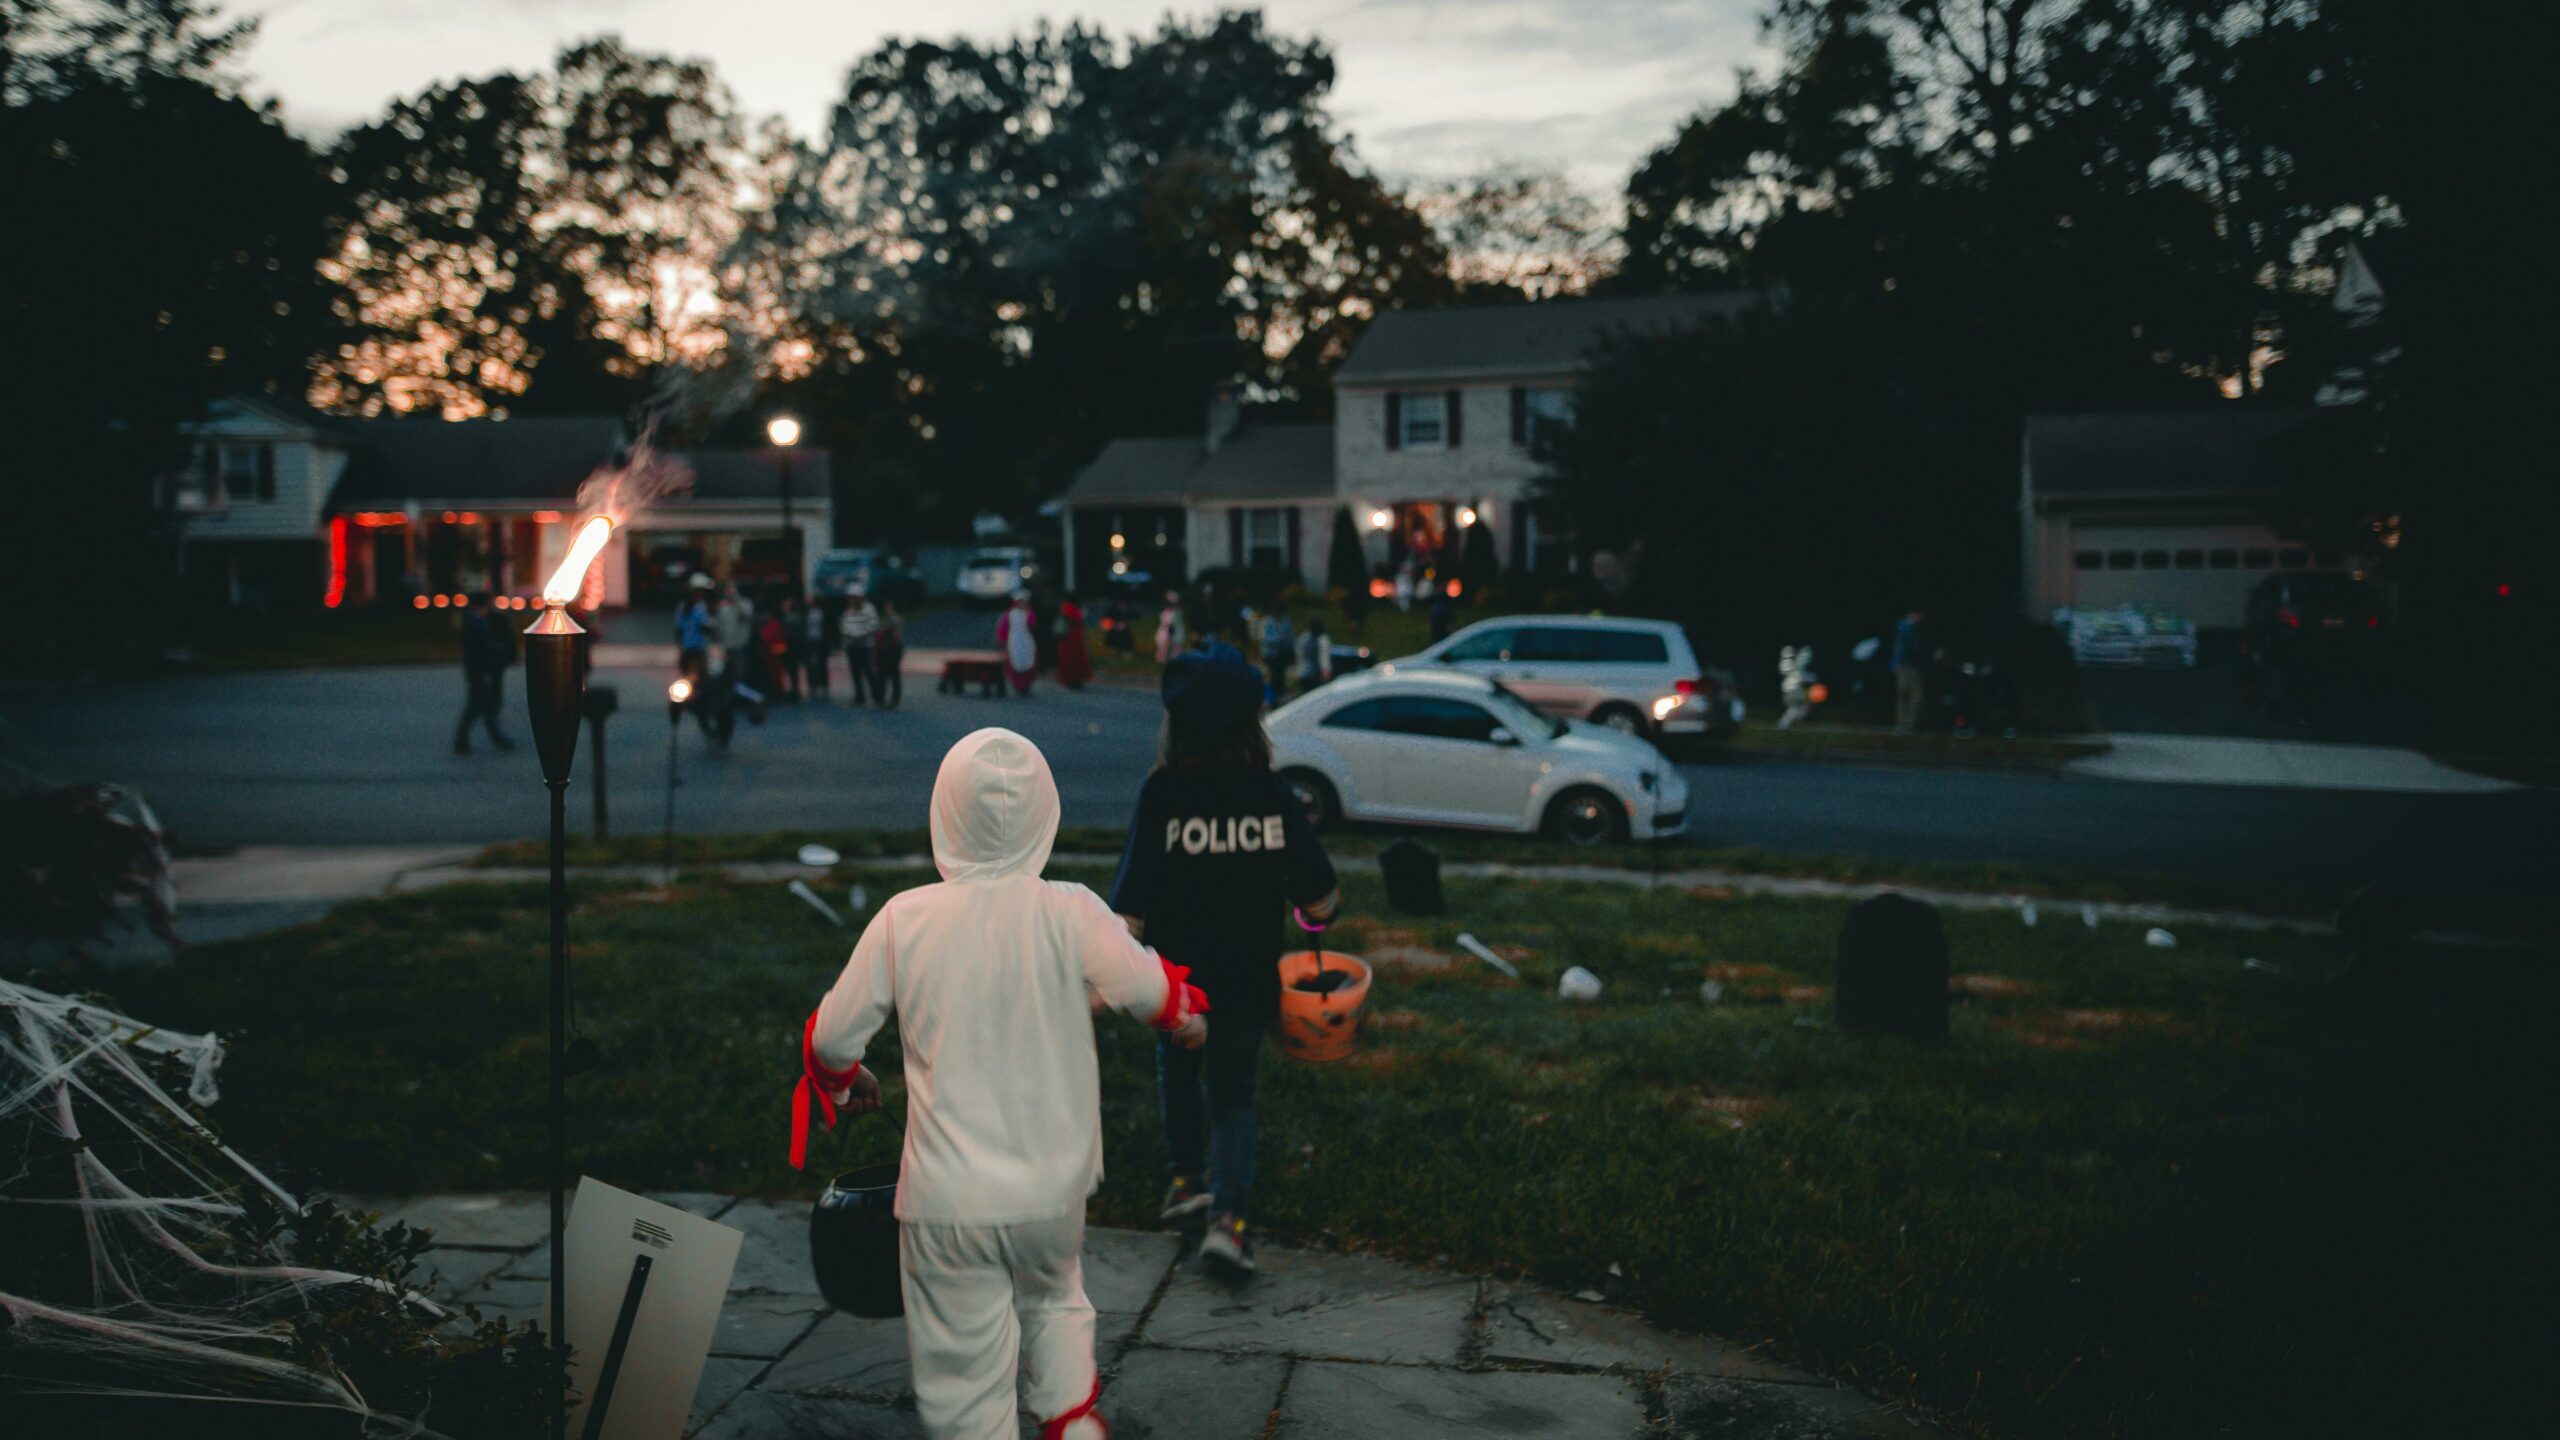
[1674,677,1707,696]
[2278,607,2301,630]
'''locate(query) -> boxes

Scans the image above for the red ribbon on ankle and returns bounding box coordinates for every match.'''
[789,1009,864,1170]
[1039,1376,1103,1440]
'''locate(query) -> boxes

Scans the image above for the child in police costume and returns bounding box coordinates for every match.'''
[1111,645,1341,1274]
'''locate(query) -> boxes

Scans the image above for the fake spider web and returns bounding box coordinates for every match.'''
[0,976,466,1433]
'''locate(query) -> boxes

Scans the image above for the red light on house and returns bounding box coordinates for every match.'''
[324,516,348,609]
[442,511,458,523]
[2497,583,2512,598]
[458,512,482,525]
[533,511,563,524]
[2366,615,2380,629]
[432,594,450,608]
[412,595,429,610]
[1444,579,1462,598]
[1368,578,1392,599]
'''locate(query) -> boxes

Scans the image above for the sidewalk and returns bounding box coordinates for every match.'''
[2067,732,2519,794]
[369,1191,1934,1439]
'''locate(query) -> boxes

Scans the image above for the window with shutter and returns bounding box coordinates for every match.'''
[1445,390,1462,447]
[1509,387,1527,445]
[1397,392,1446,448]
[1384,393,1402,451]
[256,445,277,501]
[1229,509,1245,565]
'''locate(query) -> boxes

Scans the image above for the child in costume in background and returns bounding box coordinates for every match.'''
[793,727,1209,1440]
[1111,646,1340,1275]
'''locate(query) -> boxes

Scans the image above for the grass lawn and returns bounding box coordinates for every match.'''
[44,864,2540,1437]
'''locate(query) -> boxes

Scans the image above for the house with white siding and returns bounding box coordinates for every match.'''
[165,396,829,610]
[1059,292,1765,594]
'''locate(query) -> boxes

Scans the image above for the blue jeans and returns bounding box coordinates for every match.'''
[1158,1020,1263,1220]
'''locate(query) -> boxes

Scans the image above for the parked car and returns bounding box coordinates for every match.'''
[813,547,928,607]
[2244,572,2387,661]
[1268,667,1687,845]
[1397,615,1742,742]
[956,545,1040,604]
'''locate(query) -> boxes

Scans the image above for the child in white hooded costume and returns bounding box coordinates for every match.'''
[792,727,1207,1440]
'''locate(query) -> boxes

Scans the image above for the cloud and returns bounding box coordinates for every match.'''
[229,0,1772,191]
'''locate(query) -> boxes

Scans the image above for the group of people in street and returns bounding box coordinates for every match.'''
[793,640,1338,1439]
[1154,588,1338,705]
[669,575,912,747]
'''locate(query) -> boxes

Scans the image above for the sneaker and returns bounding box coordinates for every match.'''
[1158,1176,1212,1222]
[1198,1215,1255,1276]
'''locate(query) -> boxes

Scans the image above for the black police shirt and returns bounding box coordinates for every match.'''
[1109,763,1338,1023]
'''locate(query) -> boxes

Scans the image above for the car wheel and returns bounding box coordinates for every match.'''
[1544,786,1628,847]
[1591,703,1648,738]
[1279,768,1339,829]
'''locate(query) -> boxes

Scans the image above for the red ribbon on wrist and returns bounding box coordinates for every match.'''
[1148,959,1210,1031]
[1038,1376,1102,1440]
[789,1009,864,1170]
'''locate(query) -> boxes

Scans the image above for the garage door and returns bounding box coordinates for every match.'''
[2063,524,2326,629]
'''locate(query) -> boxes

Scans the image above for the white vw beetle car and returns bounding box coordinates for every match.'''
[1268,666,1688,845]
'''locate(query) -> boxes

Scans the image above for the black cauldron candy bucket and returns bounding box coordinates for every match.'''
[809,1160,903,1317]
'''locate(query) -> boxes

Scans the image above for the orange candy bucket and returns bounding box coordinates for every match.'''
[1275,950,1372,1063]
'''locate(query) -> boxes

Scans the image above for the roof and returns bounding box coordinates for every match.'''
[2024,409,2334,500]
[1063,422,1333,507]
[672,449,835,504]
[1333,292,1769,386]
[326,415,631,506]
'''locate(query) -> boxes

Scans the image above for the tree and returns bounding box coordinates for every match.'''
[1,1,335,658]
[1615,0,2389,409]
[1422,165,1616,302]
[1326,506,1368,591]
[757,11,1450,530]
[316,37,748,419]
[1539,302,2012,665]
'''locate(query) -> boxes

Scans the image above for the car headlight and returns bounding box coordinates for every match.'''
[1651,695,1681,721]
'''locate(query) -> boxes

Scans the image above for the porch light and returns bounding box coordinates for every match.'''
[1368,508,1392,530]
[1456,506,1478,528]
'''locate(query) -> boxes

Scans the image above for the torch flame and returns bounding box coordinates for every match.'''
[542,516,614,607]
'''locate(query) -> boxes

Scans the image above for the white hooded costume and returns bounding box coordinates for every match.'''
[802,727,1201,1439]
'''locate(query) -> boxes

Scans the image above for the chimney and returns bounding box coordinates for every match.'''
[1204,381,1242,454]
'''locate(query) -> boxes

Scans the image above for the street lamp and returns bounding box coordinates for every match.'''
[663,677,691,886]
[523,512,611,1440]
[767,414,802,588]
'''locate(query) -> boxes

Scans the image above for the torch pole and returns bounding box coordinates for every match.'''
[547,776,568,1438]
[523,601,588,1440]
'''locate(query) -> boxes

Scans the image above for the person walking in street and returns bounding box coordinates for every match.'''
[803,590,834,698]
[872,600,907,709]
[675,573,714,679]
[839,585,881,707]
[1055,598,1093,690]
[763,602,797,703]
[1892,608,1930,734]
[452,592,518,755]
[1153,590,1186,664]
[789,728,1206,1440]
[1111,647,1340,1278]
[1294,616,1333,696]
[1256,608,1295,705]
[713,582,753,679]
[997,590,1039,697]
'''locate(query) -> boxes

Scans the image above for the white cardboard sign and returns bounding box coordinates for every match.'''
[552,1178,745,1440]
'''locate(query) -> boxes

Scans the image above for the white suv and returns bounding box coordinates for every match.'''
[1401,615,1742,741]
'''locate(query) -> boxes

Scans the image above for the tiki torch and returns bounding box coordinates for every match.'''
[526,513,610,1437]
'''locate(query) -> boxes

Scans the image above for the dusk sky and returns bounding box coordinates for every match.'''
[228,0,1768,192]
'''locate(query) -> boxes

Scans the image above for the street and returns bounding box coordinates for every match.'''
[5,661,2547,907]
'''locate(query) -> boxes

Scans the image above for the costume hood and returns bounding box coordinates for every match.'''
[929,727,1059,881]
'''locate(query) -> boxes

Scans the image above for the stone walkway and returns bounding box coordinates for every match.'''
[370,1192,1938,1439]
